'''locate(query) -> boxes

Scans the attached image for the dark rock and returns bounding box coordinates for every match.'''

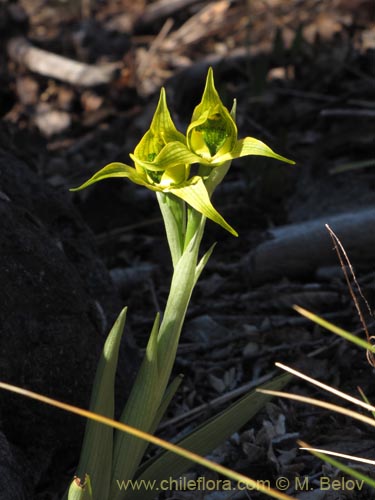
[0,123,137,498]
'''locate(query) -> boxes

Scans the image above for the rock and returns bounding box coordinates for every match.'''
[0,124,137,498]
[34,104,71,137]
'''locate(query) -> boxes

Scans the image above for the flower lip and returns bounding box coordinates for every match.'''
[189,111,236,160]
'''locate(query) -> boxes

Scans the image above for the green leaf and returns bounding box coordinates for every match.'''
[110,313,162,499]
[330,158,375,174]
[293,305,375,353]
[67,475,93,500]
[0,379,295,500]
[65,308,127,500]
[357,387,375,420]
[300,442,375,490]
[156,192,184,268]
[217,137,295,165]
[194,242,216,285]
[131,375,184,484]
[149,374,184,438]
[130,374,291,500]
[169,177,238,237]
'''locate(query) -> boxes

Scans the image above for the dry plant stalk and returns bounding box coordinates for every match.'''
[325,224,375,367]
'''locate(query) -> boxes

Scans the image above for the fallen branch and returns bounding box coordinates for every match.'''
[245,208,375,285]
[136,0,202,26]
[7,36,120,87]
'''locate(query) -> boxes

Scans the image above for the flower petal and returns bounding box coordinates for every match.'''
[187,68,237,160]
[149,88,186,143]
[131,142,204,171]
[214,137,296,165]
[168,176,238,237]
[70,162,160,192]
[191,68,227,123]
[134,88,186,166]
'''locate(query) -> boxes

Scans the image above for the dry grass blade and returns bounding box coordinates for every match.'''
[298,441,375,490]
[275,362,375,413]
[257,389,375,428]
[298,446,375,466]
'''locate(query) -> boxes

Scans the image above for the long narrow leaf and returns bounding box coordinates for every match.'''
[130,374,291,500]
[125,375,184,489]
[329,158,375,174]
[357,386,375,419]
[149,375,184,437]
[112,222,205,497]
[0,381,295,500]
[111,314,161,495]
[293,306,375,353]
[194,242,216,285]
[299,441,375,489]
[65,308,127,500]
[157,192,183,268]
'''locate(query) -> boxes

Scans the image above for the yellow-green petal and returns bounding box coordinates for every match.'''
[149,88,186,143]
[215,137,296,165]
[70,162,159,192]
[160,165,188,187]
[191,68,226,122]
[187,68,237,160]
[168,176,238,237]
[134,88,186,166]
[131,142,203,171]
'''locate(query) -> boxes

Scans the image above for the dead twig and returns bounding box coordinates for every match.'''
[7,36,120,87]
[325,224,375,367]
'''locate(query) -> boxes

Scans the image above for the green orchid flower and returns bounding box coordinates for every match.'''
[71,87,237,236]
[135,67,295,170]
[71,68,295,238]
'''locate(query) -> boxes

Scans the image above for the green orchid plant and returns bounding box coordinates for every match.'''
[66,67,295,500]
[73,68,293,242]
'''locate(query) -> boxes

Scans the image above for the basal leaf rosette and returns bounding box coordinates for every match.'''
[71,87,237,236]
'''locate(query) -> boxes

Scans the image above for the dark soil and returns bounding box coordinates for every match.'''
[1,0,375,499]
